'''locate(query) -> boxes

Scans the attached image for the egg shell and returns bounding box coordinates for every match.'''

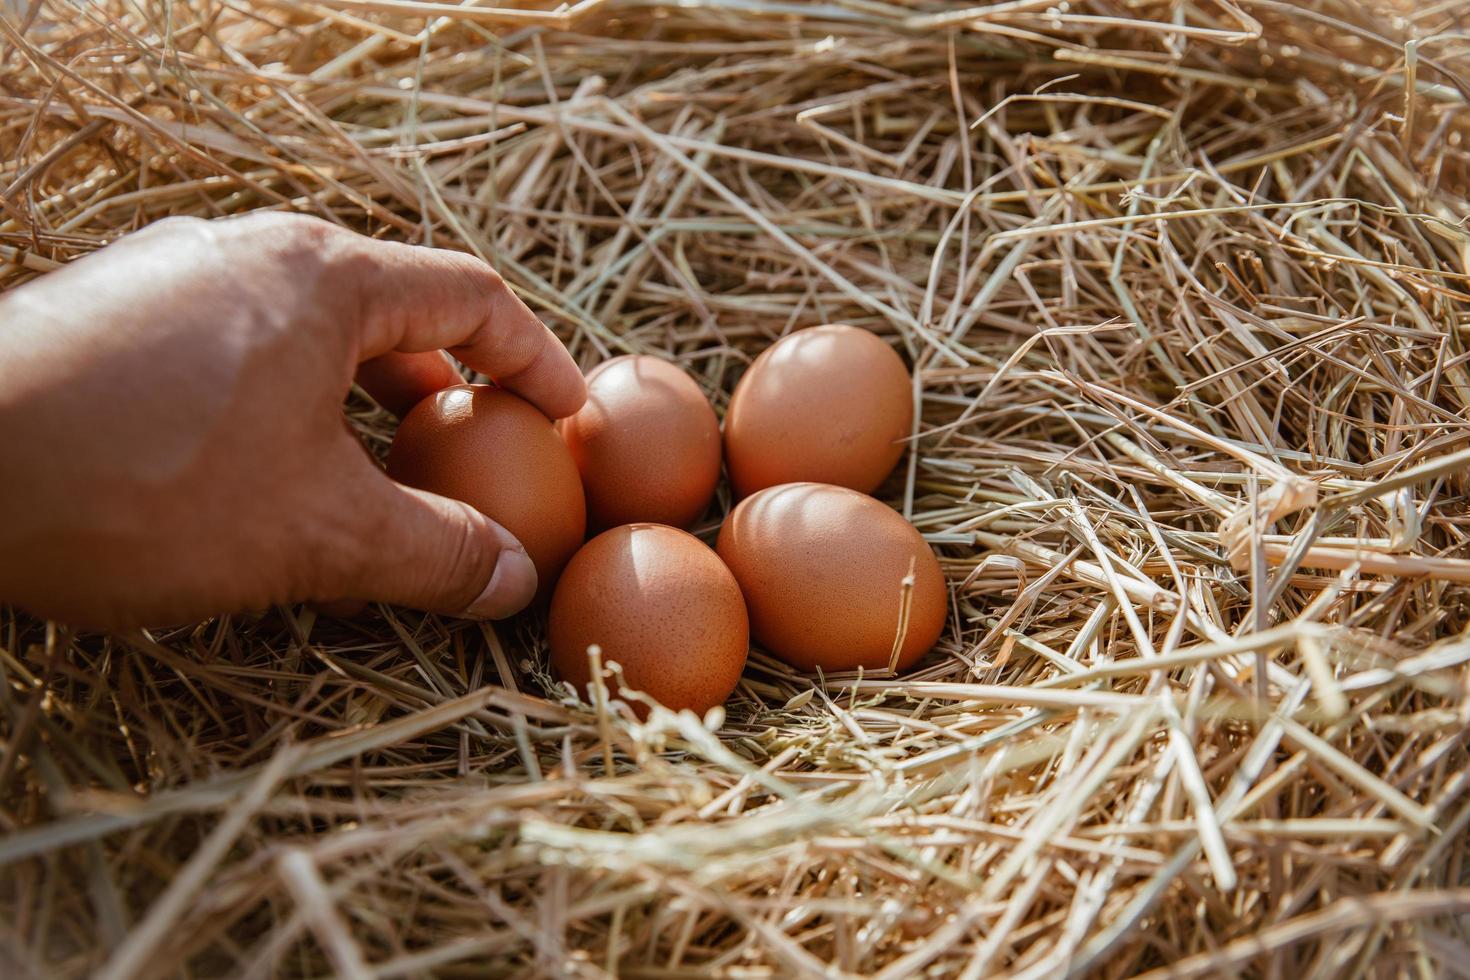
[724,325,913,498]
[550,524,749,715]
[559,355,721,530]
[387,385,585,597]
[715,483,945,673]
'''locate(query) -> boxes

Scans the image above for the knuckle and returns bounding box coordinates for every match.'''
[233,215,359,335]
[490,325,551,384]
[301,489,384,601]
[276,213,345,249]
[224,213,349,272]
[463,256,505,293]
[327,237,382,290]
[124,215,216,251]
[142,214,208,235]
[432,501,494,605]
[335,492,492,612]
[422,251,502,323]
[231,210,337,240]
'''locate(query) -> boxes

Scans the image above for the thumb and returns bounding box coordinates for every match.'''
[335,474,539,620]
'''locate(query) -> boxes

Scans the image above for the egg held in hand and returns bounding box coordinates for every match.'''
[559,355,721,531]
[387,385,585,598]
[716,482,946,673]
[724,324,914,498]
[550,524,749,716]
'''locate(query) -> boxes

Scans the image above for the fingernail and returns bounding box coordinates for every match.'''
[464,546,538,620]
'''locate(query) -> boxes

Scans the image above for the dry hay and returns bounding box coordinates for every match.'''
[4,0,1470,976]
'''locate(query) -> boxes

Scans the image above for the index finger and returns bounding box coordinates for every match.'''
[337,234,586,419]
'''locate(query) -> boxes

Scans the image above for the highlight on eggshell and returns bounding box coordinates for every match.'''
[386,384,586,598]
[723,324,915,498]
[559,354,721,531]
[549,523,749,716]
[716,482,946,674]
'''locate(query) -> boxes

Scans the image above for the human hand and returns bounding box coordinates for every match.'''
[0,213,586,630]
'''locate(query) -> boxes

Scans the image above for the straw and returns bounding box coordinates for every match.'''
[4,0,1470,975]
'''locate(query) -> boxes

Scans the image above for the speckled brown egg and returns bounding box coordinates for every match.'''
[724,325,913,498]
[716,483,946,673]
[559,355,721,531]
[387,384,585,596]
[550,524,749,715]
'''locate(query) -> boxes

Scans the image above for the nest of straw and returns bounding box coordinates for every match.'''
[4,0,1470,976]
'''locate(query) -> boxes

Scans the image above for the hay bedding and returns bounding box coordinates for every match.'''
[3,0,1470,975]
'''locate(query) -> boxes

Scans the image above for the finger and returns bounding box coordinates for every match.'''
[333,468,539,620]
[355,350,461,418]
[336,234,586,419]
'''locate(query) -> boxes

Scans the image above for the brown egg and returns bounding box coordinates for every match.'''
[387,385,585,596]
[550,524,749,715]
[724,325,914,498]
[559,355,721,531]
[716,483,946,673]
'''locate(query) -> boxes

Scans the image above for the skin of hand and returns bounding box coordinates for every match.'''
[0,212,587,630]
